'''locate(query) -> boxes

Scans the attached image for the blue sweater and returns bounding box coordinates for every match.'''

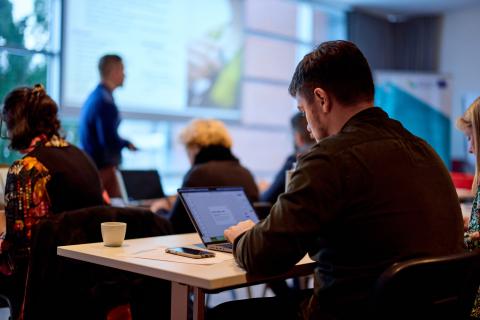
[79,84,129,169]
[260,154,296,204]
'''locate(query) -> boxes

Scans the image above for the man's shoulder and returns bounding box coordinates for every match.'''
[300,122,402,163]
[84,84,114,107]
[304,134,355,159]
[191,159,241,174]
[189,160,254,182]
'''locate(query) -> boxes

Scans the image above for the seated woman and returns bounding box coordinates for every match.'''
[0,84,104,317]
[456,96,480,318]
[152,119,259,234]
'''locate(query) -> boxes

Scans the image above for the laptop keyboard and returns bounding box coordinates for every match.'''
[209,242,233,252]
[223,243,233,250]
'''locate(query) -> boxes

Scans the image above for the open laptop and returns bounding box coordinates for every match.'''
[177,187,259,253]
[116,169,166,207]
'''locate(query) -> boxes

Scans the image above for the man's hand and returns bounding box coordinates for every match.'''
[469,231,480,241]
[224,220,256,243]
[127,142,138,151]
[150,198,172,213]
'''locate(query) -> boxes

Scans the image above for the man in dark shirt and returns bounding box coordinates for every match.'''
[213,41,464,319]
[79,54,136,198]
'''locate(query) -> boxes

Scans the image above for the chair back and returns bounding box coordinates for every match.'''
[23,205,172,320]
[371,249,480,319]
[252,201,272,220]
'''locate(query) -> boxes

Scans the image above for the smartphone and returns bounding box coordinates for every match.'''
[165,247,215,259]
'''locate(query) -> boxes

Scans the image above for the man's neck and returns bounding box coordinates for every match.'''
[328,102,373,135]
[101,79,117,92]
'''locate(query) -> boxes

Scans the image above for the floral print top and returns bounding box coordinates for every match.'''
[464,187,480,318]
[0,135,69,275]
[465,187,480,250]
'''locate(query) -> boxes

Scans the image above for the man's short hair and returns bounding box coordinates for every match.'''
[291,112,314,143]
[98,54,123,78]
[288,40,374,106]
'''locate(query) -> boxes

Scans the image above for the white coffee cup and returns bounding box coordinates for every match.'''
[101,222,127,247]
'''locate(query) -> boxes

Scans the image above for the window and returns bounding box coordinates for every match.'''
[0,0,61,163]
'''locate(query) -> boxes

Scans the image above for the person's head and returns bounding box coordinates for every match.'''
[98,54,125,90]
[288,40,374,141]
[179,119,233,165]
[290,112,315,152]
[456,97,480,190]
[2,84,61,151]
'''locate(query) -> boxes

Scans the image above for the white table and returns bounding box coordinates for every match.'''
[57,233,315,320]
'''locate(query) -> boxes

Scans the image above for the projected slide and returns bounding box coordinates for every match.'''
[63,0,243,117]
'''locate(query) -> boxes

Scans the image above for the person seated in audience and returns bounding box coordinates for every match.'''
[456,96,480,318]
[151,118,258,234]
[211,40,463,320]
[260,112,315,204]
[0,84,105,318]
[257,112,316,297]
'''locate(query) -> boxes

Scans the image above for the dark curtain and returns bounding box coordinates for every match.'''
[347,10,441,71]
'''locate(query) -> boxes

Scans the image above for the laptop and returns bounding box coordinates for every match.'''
[177,187,259,253]
[116,169,166,207]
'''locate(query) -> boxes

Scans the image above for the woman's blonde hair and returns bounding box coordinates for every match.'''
[179,119,232,149]
[456,96,480,192]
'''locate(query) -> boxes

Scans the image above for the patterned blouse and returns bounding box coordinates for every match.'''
[464,186,480,318]
[0,136,68,275]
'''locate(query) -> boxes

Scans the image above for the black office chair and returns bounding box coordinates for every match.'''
[370,249,480,320]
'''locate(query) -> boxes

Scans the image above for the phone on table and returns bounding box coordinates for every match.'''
[165,247,216,259]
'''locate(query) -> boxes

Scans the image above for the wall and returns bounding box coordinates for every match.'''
[439,3,480,162]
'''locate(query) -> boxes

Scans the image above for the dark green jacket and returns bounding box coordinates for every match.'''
[234,107,463,319]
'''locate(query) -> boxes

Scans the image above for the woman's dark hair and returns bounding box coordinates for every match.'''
[288,40,374,106]
[2,84,61,150]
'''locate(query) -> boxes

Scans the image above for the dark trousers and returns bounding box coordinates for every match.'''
[0,257,28,319]
[208,289,312,320]
[99,165,121,198]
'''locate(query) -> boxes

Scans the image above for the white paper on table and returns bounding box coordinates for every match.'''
[123,245,234,265]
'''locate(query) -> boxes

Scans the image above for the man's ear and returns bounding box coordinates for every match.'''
[313,88,330,113]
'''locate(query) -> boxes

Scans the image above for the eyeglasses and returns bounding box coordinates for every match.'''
[0,116,9,140]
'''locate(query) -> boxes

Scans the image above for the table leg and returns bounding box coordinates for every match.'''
[193,287,205,320]
[171,282,189,320]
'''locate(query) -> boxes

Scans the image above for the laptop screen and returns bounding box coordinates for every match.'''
[117,170,165,202]
[178,187,259,244]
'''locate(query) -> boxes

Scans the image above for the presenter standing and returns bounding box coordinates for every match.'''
[79,54,137,198]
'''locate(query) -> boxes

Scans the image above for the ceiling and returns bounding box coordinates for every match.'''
[316,0,480,16]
